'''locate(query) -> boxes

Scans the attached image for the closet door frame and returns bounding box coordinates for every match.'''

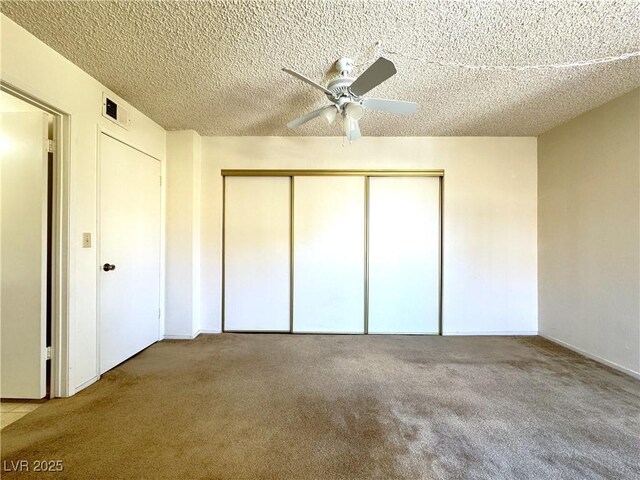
[221,170,444,335]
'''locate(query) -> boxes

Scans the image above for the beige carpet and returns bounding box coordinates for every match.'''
[1,334,639,479]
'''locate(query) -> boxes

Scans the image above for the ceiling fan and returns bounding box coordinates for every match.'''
[283,57,417,141]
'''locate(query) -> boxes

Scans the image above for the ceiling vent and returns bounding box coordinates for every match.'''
[102,93,130,130]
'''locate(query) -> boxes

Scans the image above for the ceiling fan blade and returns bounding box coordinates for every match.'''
[362,98,418,115]
[282,68,334,96]
[348,120,361,142]
[349,57,397,97]
[287,106,335,129]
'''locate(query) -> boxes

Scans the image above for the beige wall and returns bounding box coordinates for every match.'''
[1,90,44,113]
[165,130,202,338]
[1,15,167,394]
[190,136,538,335]
[538,88,640,377]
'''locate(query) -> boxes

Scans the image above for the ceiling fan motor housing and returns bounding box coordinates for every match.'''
[325,57,361,103]
[326,77,357,102]
[336,57,355,75]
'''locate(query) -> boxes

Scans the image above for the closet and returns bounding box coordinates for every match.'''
[223,171,442,334]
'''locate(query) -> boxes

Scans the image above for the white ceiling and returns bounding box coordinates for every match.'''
[2,1,639,136]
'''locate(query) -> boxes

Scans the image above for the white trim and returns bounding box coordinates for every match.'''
[163,329,222,340]
[163,334,198,340]
[75,375,99,391]
[540,333,640,380]
[293,331,366,335]
[443,331,538,336]
[367,332,439,335]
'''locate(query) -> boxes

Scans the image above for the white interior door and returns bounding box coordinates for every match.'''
[0,112,49,399]
[368,177,440,334]
[224,176,291,331]
[99,133,161,374]
[293,176,365,333]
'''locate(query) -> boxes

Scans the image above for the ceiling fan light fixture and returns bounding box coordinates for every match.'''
[344,102,365,121]
[322,106,337,124]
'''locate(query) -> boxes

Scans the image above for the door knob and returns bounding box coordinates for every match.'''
[103,263,116,271]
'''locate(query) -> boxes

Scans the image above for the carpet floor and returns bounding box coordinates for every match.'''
[1,334,639,479]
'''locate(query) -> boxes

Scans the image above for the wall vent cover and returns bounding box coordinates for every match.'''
[102,93,130,130]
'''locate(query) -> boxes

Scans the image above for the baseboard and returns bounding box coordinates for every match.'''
[163,333,198,340]
[443,331,538,336]
[166,330,538,338]
[163,329,221,340]
[539,333,640,380]
[75,375,99,393]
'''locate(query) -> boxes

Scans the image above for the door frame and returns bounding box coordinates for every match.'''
[1,82,71,398]
[221,169,444,335]
[95,128,164,378]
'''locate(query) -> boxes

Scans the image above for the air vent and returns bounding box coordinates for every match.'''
[102,93,130,130]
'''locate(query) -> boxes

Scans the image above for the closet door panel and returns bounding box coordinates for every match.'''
[224,176,291,331]
[293,176,365,333]
[368,177,440,334]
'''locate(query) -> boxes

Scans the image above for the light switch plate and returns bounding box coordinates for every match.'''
[82,233,92,248]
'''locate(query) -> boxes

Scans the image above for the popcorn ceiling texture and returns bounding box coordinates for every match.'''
[2,0,639,136]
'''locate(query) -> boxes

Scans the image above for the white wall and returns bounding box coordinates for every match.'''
[1,90,45,113]
[1,15,166,394]
[189,136,538,335]
[165,130,202,338]
[538,88,640,378]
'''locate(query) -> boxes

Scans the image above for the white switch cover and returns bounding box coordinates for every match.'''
[82,233,92,248]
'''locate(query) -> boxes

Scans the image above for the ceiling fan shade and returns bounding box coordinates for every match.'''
[362,98,418,115]
[321,105,338,124]
[348,57,397,97]
[344,102,365,121]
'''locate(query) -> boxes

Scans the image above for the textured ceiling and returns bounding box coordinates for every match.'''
[2,1,639,136]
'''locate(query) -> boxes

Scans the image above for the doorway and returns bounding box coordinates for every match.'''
[0,85,70,399]
[0,90,54,399]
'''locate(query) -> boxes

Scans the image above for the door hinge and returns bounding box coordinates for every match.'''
[159,176,162,186]
[47,139,56,153]
[158,309,161,319]
[46,346,52,360]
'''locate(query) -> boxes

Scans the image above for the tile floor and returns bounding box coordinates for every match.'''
[1,401,45,429]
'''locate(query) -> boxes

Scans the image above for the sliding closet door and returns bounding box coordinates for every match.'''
[224,176,290,331]
[293,176,365,333]
[368,177,440,334]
